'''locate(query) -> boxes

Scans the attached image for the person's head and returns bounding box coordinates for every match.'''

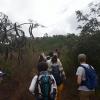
[54,48,60,57]
[37,62,48,72]
[38,53,46,63]
[51,55,57,64]
[78,54,87,63]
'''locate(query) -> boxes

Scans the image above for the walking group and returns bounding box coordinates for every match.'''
[29,51,98,100]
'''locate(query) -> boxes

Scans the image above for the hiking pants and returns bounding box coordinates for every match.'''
[57,83,64,100]
[79,91,95,100]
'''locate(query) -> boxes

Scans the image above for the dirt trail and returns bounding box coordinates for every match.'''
[0,73,100,100]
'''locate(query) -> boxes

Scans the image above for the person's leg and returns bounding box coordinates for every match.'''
[79,91,90,100]
[57,84,64,100]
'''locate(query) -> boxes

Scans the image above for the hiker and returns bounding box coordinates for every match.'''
[54,49,60,58]
[48,54,66,100]
[38,53,46,63]
[76,54,98,100]
[37,53,47,71]
[29,62,57,100]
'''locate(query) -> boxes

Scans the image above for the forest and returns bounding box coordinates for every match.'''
[0,2,100,100]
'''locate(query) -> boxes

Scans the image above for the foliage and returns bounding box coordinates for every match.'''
[76,2,100,35]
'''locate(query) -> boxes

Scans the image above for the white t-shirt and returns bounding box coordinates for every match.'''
[76,63,95,91]
[47,58,62,71]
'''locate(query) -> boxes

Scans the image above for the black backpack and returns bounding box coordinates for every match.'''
[51,64,63,86]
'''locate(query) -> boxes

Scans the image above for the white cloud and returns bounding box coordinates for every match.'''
[0,0,98,37]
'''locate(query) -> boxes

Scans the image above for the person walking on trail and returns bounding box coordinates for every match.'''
[48,54,66,100]
[54,49,60,58]
[37,53,47,72]
[38,53,46,63]
[76,54,98,100]
[29,62,57,100]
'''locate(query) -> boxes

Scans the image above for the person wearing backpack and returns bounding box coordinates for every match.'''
[38,53,46,63]
[54,49,60,58]
[37,53,47,72]
[76,54,98,100]
[48,54,66,100]
[29,62,57,100]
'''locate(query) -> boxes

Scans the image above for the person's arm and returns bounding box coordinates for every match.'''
[29,75,38,94]
[58,59,66,80]
[50,75,57,98]
[76,67,84,85]
[77,75,82,85]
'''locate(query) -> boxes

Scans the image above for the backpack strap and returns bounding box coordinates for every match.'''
[80,64,92,69]
[34,74,43,96]
[79,64,88,86]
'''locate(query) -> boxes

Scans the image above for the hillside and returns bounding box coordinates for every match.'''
[0,34,100,100]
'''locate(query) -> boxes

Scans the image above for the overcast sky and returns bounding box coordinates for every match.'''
[0,0,98,37]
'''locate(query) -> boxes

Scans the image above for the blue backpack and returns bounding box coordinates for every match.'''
[38,74,52,100]
[80,65,98,90]
[51,64,63,86]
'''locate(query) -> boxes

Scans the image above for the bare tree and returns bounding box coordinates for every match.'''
[0,12,45,62]
[76,2,100,35]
